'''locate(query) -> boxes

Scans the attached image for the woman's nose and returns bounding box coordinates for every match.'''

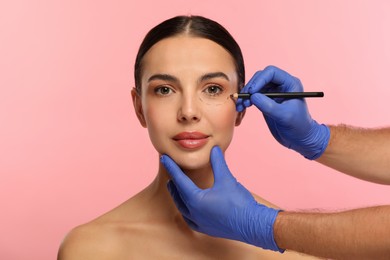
[177,93,201,123]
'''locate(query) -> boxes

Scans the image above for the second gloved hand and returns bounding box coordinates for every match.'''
[236,66,330,160]
[161,146,284,252]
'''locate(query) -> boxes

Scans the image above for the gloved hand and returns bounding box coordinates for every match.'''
[236,65,330,160]
[161,146,284,252]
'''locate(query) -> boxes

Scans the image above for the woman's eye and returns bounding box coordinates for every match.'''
[154,86,173,96]
[204,85,223,96]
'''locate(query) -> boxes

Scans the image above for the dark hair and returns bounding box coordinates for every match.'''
[134,15,245,94]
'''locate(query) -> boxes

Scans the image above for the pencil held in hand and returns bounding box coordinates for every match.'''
[231,92,324,99]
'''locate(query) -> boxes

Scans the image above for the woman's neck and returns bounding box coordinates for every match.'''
[141,161,214,221]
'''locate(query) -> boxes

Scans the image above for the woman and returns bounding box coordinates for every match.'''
[58,15,318,259]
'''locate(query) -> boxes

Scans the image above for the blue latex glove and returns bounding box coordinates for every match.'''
[160,146,284,252]
[236,65,330,160]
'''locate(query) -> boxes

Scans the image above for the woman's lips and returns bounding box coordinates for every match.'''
[173,132,209,149]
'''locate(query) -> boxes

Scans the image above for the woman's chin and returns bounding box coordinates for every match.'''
[177,160,210,172]
[160,147,211,169]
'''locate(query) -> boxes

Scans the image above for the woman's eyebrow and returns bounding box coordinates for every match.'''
[148,74,179,83]
[147,72,229,83]
[199,72,230,82]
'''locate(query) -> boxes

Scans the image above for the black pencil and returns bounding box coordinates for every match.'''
[231,92,324,99]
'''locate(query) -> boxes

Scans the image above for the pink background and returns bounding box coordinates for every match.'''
[1,1,390,259]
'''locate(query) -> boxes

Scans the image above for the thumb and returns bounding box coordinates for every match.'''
[160,154,199,200]
[251,93,282,118]
[167,180,190,217]
[210,146,236,185]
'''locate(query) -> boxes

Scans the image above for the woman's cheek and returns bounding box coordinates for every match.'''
[211,106,237,146]
[214,105,237,127]
[144,99,171,126]
[143,102,172,150]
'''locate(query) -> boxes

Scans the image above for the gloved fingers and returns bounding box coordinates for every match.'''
[250,93,279,117]
[237,66,302,112]
[235,102,245,112]
[235,70,261,112]
[210,146,236,185]
[240,69,264,94]
[167,180,190,217]
[246,66,302,94]
[243,98,252,108]
[244,66,285,94]
[160,154,199,201]
[236,98,252,112]
[250,93,293,120]
[252,93,306,123]
[235,95,253,111]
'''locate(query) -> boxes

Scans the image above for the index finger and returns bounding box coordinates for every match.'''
[244,66,302,94]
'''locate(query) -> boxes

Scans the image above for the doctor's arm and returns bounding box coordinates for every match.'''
[238,65,390,184]
[161,147,390,259]
[274,206,390,259]
[316,125,390,184]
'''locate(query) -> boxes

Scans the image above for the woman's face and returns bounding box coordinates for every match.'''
[132,35,244,171]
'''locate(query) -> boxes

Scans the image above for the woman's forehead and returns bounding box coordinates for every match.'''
[142,36,236,75]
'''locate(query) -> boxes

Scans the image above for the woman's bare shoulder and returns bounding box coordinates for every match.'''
[57,219,122,260]
[57,195,146,260]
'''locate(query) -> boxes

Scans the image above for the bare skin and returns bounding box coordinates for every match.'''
[274,206,390,260]
[317,125,390,184]
[58,165,320,259]
[270,124,390,259]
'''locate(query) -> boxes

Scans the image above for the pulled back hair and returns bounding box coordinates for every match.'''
[134,15,245,94]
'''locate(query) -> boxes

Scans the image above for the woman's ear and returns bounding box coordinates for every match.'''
[131,88,147,128]
[235,110,246,126]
